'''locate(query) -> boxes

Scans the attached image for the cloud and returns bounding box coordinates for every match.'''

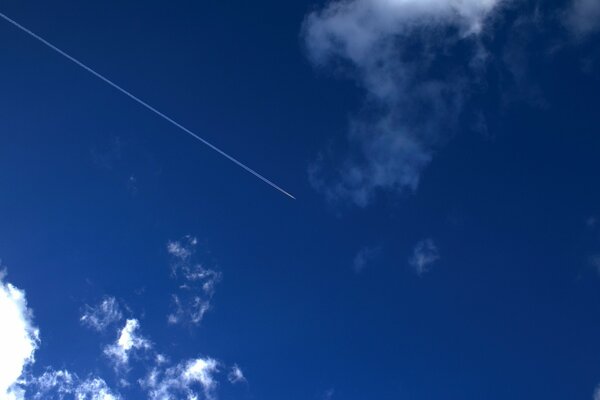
[323,388,335,400]
[0,272,40,400]
[30,370,120,400]
[167,237,221,325]
[409,239,440,275]
[104,319,152,370]
[141,357,219,400]
[31,369,76,399]
[227,364,246,384]
[353,245,382,273]
[75,378,121,400]
[167,236,197,261]
[303,0,505,206]
[565,0,600,37]
[81,297,123,332]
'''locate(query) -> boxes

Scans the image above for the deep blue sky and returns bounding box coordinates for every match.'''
[1,0,600,399]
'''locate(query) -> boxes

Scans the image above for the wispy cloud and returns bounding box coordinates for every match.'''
[167,236,196,261]
[167,236,222,325]
[0,261,241,400]
[304,0,505,206]
[104,319,152,371]
[322,388,335,400]
[594,385,600,400]
[30,370,120,400]
[593,384,600,400]
[409,239,440,276]
[81,297,123,332]
[0,271,40,400]
[227,364,246,384]
[565,0,600,37]
[353,245,382,273]
[141,357,219,400]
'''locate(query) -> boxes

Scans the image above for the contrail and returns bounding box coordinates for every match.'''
[0,11,295,200]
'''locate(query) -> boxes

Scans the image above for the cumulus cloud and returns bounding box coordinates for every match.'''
[565,0,600,37]
[30,370,120,400]
[304,0,505,206]
[104,319,152,370]
[409,239,440,275]
[141,357,219,400]
[0,272,40,400]
[167,237,221,325]
[81,297,123,332]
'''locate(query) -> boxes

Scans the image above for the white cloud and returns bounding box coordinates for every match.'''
[81,297,123,332]
[141,357,219,400]
[304,0,505,206]
[594,384,600,400]
[76,377,120,400]
[565,0,600,37]
[30,370,120,400]
[32,369,76,398]
[104,319,151,370]
[167,236,197,261]
[167,237,221,325]
[227,364,246,384]
[0,272,40,400]
[409,239,440,275]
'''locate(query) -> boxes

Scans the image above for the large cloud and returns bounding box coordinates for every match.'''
[565,0,600,37]
[304,0,505,206]
[0,272,39,400]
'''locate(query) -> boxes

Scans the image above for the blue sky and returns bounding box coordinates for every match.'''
[1,0,600,399]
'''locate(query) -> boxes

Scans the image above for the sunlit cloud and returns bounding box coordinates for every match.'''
[0,271,40,400]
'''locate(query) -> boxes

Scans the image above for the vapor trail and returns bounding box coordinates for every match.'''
[0,11,295,200]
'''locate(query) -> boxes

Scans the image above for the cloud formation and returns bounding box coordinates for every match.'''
[0,265,241,400]
[353,245,382,273]
[565,0,600,37]
[304,0,505,206]
[142,357,219,400]
[30,370,120,400]
[0,272,40,400]
[81,297,123,332]
[227,364,246,384]
[409,239,440,275]
[104,319,152,370]
[594,384,600,400]
[167,236,221,325]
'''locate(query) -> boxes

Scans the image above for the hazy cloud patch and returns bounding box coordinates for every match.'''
[352,245,382,273]
[409,239,440,275]
[304,0,506,206]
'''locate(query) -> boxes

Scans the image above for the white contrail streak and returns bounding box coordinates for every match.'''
[0,11,295,200]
